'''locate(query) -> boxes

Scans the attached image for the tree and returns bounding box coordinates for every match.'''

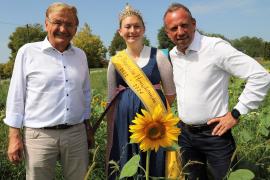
[8,24,47,61]
[264,42,270,60]
[198,30,231,43]
[108,30,150,57]
[232,36,265,57]
[157,26,174,50]
[0,60,14,79]
[108,31,126,57]
[72,23,107,68]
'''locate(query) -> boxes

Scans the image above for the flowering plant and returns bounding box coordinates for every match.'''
[119,105,181,179]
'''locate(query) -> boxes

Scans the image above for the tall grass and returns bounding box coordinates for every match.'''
[1,64,270,179]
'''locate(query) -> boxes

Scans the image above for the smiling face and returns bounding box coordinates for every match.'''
[45,9,77,52]
[118,15,145,46]
[164,8,196,53]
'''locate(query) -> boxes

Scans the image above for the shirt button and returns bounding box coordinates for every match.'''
[66,80,68,82]
[67,94,69,96]
[64,66,66,68]
[67,108,69,111]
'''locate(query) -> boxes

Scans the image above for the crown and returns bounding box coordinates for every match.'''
[119,3,142,21]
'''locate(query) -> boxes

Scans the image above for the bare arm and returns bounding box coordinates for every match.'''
[166,94,176,107]
[7,127,24,164]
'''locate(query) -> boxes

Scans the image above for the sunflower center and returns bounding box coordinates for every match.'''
[146,122,165,140]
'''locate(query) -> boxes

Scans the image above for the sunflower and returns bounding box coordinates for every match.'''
[129,105,180,152]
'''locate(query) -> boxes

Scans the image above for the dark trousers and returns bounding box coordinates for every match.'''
[179,122,236,180]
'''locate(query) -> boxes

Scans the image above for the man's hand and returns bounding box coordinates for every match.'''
[7,127,24,165]
[207,112,238,136]
[84,120,95,149]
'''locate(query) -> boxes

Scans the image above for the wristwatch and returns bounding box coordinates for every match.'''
[231,108,241,120]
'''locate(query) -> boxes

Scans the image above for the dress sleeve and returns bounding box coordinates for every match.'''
[156,49,176,96]
[107,60,117,102]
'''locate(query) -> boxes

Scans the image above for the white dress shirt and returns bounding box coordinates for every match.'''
[170,31,270,124]
[4,38,91,128]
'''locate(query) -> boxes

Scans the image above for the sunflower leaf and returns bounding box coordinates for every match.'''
[119,155,140,179]
[228,169,255,180]
[164,142,180,151]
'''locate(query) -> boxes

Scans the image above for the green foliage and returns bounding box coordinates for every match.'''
[263,42,270,60]
[90,68,107,97]
[228,169,255,180]
[232,36,265,57]
[73,23,107,68]
[230,75,270,179]
[8,23,47,62]
[0,80,9,109]
[157,26,174,50]
[85,69,108,179]
[119,155,140,179]
[0,60,14,79]
[198,29,231,43]
[1,63,270,179]
[108,31,126,57]
[0,109,26,179]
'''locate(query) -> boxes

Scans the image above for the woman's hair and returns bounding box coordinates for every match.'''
[119,4,145,28]
[46,2,79,26]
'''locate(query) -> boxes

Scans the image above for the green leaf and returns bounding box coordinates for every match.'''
[165,143,180,151]
[119,155,140,179]
[258,126,269,137]
[261,116,270,128]
[228,169,255,180]
[239,129,253,142]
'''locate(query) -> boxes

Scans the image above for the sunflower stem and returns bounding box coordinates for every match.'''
[146,150,151,180]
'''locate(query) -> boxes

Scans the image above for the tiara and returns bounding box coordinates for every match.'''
[119,3,142,21]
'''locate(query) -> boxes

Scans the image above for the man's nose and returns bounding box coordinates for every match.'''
[59,24,69,32]
[176,26,185,35]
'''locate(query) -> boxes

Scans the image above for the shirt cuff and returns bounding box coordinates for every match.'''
[3,113,24,128]
[234,102,249,115]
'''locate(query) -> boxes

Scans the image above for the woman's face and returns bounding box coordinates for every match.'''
[118,15,145,45]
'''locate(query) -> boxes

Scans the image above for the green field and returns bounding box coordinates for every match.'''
[1,64,270,179]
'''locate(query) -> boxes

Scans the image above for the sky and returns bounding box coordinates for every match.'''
[0,0,270,63]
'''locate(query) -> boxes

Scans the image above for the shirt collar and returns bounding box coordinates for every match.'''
[188,31,201,52]
[41,37,75,54]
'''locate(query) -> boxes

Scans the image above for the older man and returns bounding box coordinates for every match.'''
[163,3,270,180]
[5,2,91,180]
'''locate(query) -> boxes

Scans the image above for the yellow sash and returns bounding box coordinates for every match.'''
[111,50,182,179]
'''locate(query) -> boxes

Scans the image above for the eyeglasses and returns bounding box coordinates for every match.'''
[46,17,77,29]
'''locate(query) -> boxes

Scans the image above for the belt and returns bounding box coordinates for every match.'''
[180,121,217,133]
[41,124,75,130]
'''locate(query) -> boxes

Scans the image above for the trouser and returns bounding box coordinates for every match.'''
[179,122,236,180]
[23,123,89,180]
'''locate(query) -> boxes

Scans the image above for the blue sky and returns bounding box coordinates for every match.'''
[0,0,270,63]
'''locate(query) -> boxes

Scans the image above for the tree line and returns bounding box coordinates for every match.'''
[1,23,270,79]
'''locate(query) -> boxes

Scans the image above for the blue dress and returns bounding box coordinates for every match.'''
[108,48,167,179]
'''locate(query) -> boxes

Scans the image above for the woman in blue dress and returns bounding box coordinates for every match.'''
[106,4,176,179]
